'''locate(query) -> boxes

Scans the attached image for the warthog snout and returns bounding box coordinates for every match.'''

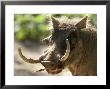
[18,38,70,74]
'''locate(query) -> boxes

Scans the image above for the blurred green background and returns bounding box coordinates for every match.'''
[14,14,97,42]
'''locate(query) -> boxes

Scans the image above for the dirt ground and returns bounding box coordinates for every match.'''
[14,41,72,76]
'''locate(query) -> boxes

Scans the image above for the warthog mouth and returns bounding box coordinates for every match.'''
[46,68,63,74]
[40,62,63,74]
[18,39,70,74]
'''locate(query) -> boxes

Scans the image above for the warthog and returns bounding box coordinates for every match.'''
[18,16,97,76]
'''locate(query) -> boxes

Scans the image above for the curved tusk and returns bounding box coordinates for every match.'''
[60,39,70,62]
[18,48,40,64]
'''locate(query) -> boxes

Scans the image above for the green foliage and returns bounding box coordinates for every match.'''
[14,14,49,41]
[14,14,96,41]
[88,14,97,27]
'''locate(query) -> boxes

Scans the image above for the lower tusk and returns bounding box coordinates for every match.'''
[41,61,51,63]
[60,39,70,62]
[36,69,45,72]
[18,48,40,64]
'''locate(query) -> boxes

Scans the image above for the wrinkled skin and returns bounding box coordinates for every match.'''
[18,16,97,75]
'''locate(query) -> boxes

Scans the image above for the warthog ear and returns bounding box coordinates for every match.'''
[51,16,60,29]
[75,16,88,29]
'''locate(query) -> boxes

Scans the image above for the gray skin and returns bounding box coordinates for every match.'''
[18,16,97,75]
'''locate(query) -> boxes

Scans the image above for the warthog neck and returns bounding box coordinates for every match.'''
[67,28,97,76]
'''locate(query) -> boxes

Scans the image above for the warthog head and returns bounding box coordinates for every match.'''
[18,16,88,74]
